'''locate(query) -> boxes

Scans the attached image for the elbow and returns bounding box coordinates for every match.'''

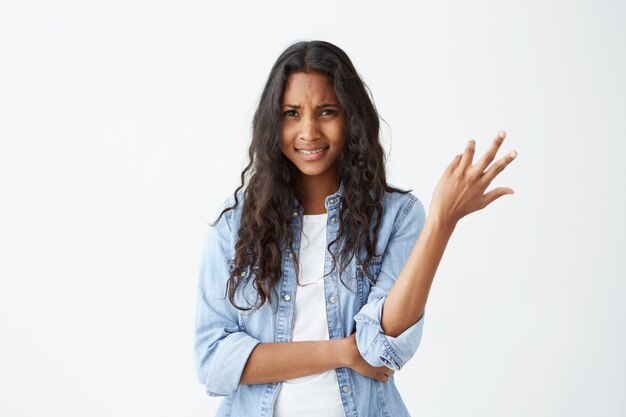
[381,309,425,338]
[196,362,237,398]
[194,332,262,397]
[354,310,426,371]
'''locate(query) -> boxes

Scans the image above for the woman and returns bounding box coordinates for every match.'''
[194,40,517,417]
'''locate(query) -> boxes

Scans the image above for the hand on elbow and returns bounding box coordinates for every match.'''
[343,333,395,383]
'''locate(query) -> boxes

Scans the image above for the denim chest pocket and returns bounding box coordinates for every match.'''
[355,255,383,308]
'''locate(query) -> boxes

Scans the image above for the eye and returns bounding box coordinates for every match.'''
[320,109,338,116]
[284,110,298,117]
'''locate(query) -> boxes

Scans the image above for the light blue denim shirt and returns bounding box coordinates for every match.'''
[194,181,427,417]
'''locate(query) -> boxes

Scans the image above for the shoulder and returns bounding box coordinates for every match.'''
[211,189,245,221]
[380,182,426,235]
[201,191,244,261]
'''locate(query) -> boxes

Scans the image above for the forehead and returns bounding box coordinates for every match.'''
[282,72,337,102]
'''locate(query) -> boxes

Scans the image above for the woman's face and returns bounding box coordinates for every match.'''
[279,71,346,179]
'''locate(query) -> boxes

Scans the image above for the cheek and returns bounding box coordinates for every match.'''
[332,124,346,149]
[334,119,346,142]
[279,140,299,166]
[281,123,297,143]
[279,142,291,159]
[333,139,346,157]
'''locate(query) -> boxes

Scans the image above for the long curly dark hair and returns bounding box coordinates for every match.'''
[211,40,411,312]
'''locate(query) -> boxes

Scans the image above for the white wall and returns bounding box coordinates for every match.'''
[1,1,624,416]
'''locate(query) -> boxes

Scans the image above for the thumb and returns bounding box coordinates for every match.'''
[481,187,514,209]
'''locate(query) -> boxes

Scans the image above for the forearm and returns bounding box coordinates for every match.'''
[381,214,456,337]
[240,338,350,385]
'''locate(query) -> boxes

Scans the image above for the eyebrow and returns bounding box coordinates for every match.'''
[280,103,340,109]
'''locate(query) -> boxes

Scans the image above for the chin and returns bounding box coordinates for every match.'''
[296,166,328,176]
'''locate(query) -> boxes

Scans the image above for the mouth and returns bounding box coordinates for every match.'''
[296,145,329,155]
[295,145,330,161]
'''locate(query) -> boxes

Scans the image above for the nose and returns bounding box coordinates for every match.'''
[299,113,321,142]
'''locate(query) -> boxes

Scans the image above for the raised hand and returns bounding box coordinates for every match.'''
[429,130,517,227]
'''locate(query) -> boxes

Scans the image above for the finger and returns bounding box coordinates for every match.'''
[481,149,518,185]
[375,368,392,379]
[480,187,515,209]
[446,153,463,174]
[459,139,476,170]
[475,130,507,173]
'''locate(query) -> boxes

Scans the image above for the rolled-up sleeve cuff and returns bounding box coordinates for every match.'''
[354,294,425,370]
[204,332,261,397]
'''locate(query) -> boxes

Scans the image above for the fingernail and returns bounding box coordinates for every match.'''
[510,150,517,158]
[499,130,506,139]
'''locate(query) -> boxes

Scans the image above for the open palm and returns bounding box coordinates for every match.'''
[429,130,518,226]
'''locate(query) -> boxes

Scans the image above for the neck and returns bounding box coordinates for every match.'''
[297,173,340,215]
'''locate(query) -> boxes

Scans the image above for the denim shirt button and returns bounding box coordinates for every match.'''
[330,197,337,204]
[342,385,350,393]
[240,271,246,277]
[331,216,338,223]
[292,211,298,218]
[329,296,337,303]
[288,251,294,259]
[283,294,291,301]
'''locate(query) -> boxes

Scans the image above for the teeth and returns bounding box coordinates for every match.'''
[299,147,327,155]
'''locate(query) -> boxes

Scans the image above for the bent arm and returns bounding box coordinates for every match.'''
[196,197,357,395]
[353,195,431,370]
[381,213,455,337]
[240,338,351,384]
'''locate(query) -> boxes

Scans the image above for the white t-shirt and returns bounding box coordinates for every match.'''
[273,212,346,417]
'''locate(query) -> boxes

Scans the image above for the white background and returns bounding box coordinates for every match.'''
[1,1,625,416]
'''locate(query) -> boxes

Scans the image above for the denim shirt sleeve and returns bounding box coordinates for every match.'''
[353,194,427,371]
[194,202,262,397]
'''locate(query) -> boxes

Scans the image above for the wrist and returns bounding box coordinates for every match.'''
[425,211,457,235]
[335,334,358,368]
